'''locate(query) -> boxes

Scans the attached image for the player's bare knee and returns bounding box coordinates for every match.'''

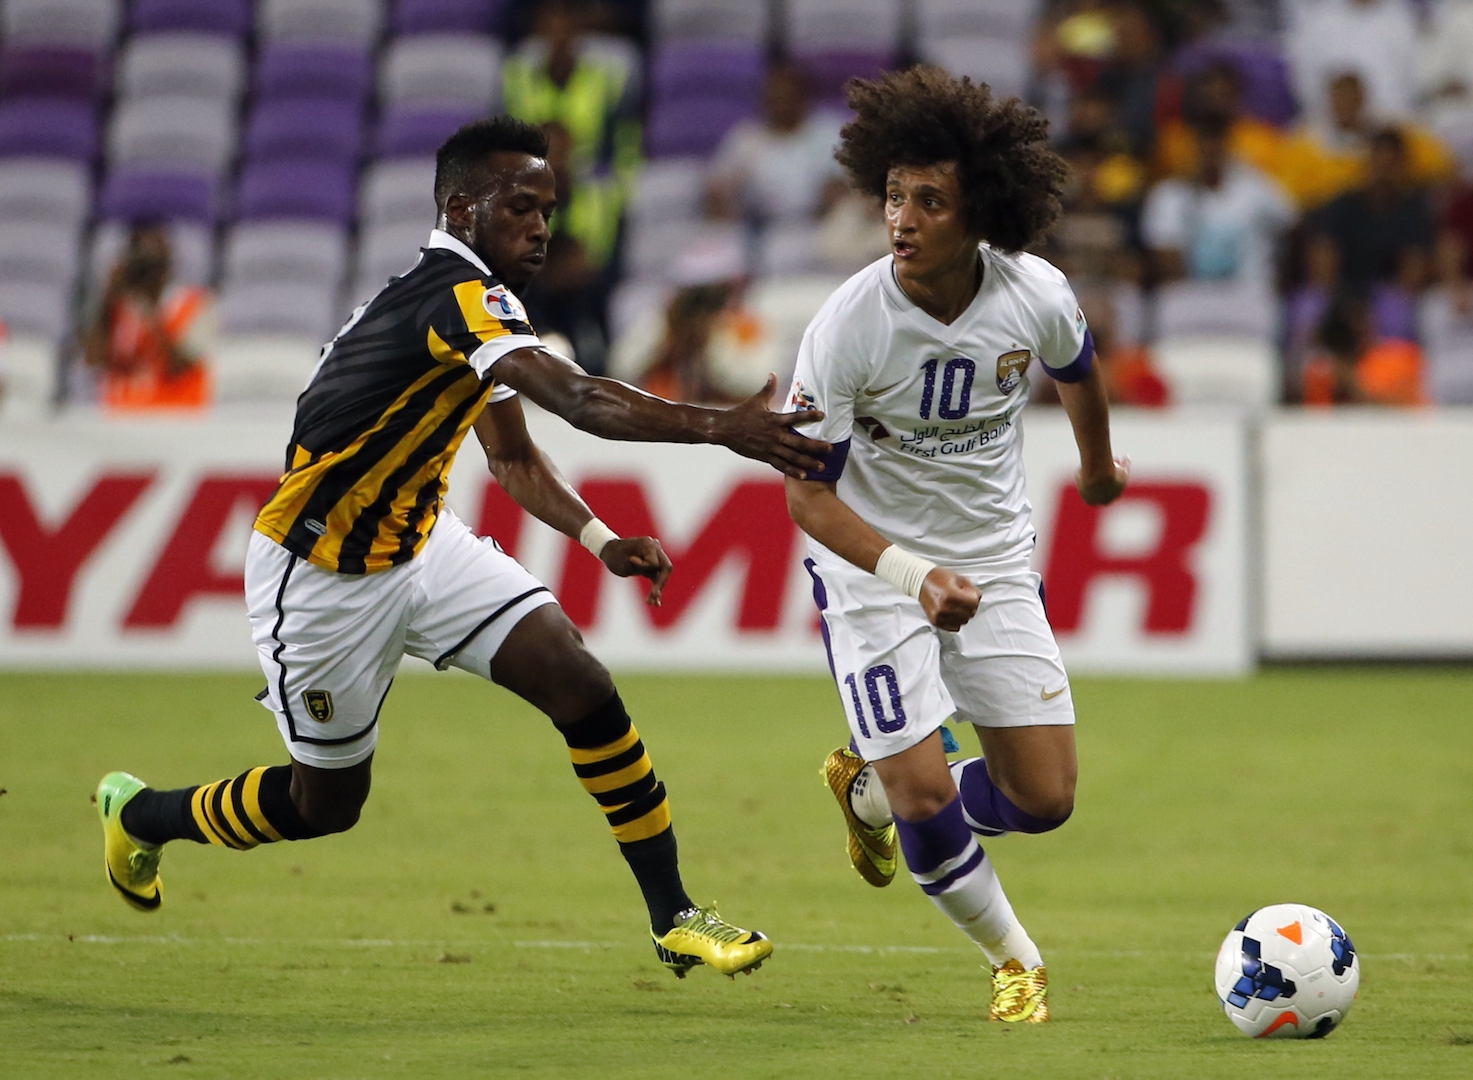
[1011,784,1074,825]
[302,799,363,835]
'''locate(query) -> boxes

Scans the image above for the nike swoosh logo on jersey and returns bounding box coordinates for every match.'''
[864,380,903,396]
[1041,685,1067,701]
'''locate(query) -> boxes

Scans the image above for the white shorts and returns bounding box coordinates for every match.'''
[805,557,1074,762]
[244,508,558,769]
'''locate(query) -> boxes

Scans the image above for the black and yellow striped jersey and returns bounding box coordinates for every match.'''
[254,231,541,574]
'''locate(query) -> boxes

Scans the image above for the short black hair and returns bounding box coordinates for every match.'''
[836,66,1067,253]
[434,115,550,211]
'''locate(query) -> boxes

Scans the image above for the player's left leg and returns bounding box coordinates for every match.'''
[404,511,770,978]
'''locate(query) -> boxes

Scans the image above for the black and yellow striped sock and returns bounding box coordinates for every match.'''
[561,693,693,931]
[120,766,323,848]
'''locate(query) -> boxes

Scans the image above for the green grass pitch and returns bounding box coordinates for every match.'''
[2,668,1471,1078]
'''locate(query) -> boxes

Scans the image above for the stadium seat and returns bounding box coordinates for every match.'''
[392,0,508,35]
[379,34,503,108]
[646,97,755,158]
[0,46,106,100]
[258,0,385,47]
[222,221,349,291]
[1418,291,1473,405]
[359,158,438,227]
[625,218,743,280]
[219,280,344,341]
[354,220,431,301]
[2,0,120,48]
[1151,335,1278,408]
[0,333,60,416]
[88,220,213,287]
[791,48,892,104]
[235,159,358,223]
[650,43,764,102]
[376,104,485,158]
[0,220,83,288]
[919,35,1032,100]
[0,98,97,159]
[108,96,237,175]
[212,335,322,404]
[915,0,1036,42]
[785,0,904,51]
[0,159,90,226]
[98,167,219,221]
[254,45,374,101]
[243,97,367,164]
[651,0,768,45]
[0,279,70,339]
[756,223,829,276]
[606,276,674,348]
[116,33,247,103]
[131,0,252,36]
[627,156,707,224]
[1156,280,1277,340]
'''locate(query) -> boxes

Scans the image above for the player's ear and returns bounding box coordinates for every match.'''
[443,192,475,232]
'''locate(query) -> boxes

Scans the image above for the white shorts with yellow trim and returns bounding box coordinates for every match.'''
[244,508,557,768]
[805,557,1074,763]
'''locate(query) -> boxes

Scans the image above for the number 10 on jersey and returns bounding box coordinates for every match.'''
[845,664,907,736]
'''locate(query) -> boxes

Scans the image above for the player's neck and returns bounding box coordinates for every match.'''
[893,250,984,326]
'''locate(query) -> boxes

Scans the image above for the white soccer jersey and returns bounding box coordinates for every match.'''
[787,245,1090,570]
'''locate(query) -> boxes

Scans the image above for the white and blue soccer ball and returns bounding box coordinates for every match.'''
[1214,903,1359,1039]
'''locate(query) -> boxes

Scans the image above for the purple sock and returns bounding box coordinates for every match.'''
[954,758,1070,835]
[892,797,986,895]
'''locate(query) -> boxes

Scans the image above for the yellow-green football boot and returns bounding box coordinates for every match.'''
[990,960,1049,1022]
[822,747,897,887]
[652,905,772,978]
[95,772,163,912]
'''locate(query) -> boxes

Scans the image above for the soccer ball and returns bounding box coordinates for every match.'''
[1214,903,1359,1039]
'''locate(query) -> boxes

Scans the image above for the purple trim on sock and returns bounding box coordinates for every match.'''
[1042,329,1094,384]
[919,843,985,895]
[893,796,973,875]
[955,758,1071,834]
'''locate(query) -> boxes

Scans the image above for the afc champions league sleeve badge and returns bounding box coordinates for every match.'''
[996,349,1031,394]
[482,284,528,324]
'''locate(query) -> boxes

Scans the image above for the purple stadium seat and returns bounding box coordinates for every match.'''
[650,43,764,101]
[392,0,508,34]
[376,104,485,157]
[235,159,357,223]
[99,168,218,222]
[0,98,96,158]
[1176,41,1297,127]
[255,45,373,101]
[0,47,105,100]
[245,98,366,163]
[131,0,252,36]
[792,48,891,105]
[646,97,756,158]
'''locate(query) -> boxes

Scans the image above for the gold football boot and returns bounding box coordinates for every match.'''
[95,772,163,912]
[822,747,897,887]
[652,904,772,978]
[990,959,1049,1022]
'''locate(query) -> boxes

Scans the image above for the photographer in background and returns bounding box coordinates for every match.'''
[82,223,213,412]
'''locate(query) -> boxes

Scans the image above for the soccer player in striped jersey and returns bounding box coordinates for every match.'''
[784,69,1129,1020]
[95,117,831,978]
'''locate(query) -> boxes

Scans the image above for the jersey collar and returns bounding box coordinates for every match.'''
[426,228,493,277]
[881,243,994,341]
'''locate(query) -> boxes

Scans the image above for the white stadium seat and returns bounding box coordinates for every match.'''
[627,157,707,224]
[352,221,430,303]
[1419,290,1473,405]
[380,34,503,108]
[1152,336,1278,408]
[107,96,238,174]
[116,33,248,103]
[212,336,323,405]
[916,0,1037,43]
[259,0,383,46]
[2,0,120,47]
[0,159,90,227]
[221,221,349,291]
[920,35,1032,100]
[652,0,768,44]
[219,280,343,341]
[0,221,83,288]
[88,221,214,289]
[0,280,71,340]
[360,158,438,228]
[785,0,904,51]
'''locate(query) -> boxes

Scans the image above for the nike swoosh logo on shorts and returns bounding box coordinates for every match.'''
[1041,685,1067,701]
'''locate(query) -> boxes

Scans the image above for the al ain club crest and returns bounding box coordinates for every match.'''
[996,349,1031,394]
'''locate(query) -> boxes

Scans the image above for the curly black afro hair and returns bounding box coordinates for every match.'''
[836,66,1067,253]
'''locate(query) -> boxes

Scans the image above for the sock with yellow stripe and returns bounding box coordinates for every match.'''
[562,693,693,932]
[120,766,323,849]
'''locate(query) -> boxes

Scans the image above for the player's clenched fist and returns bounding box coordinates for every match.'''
[919,567,980,632]
[600,536,673,607]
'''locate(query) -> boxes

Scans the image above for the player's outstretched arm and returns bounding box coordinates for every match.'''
[492,345,832,479]
[1055,362,1129,506]
[474,399,672,605]
[785,477,980,632]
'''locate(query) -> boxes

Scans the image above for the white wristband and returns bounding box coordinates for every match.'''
[874,545,937,600]
[579,517,620,558]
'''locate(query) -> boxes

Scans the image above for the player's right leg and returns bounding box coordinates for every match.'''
[96,532,406,911]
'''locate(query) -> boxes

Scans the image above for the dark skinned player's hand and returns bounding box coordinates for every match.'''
[710,374,832,480]
[599,536,673,607]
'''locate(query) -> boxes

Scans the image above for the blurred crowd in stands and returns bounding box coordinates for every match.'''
[3,0,1473,418]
